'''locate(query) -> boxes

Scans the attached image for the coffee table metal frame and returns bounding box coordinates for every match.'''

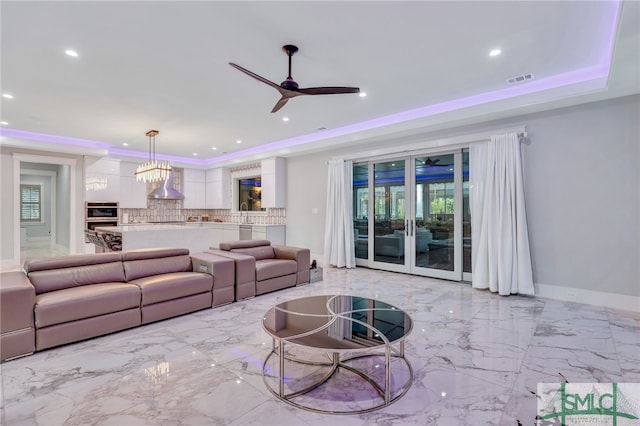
[261,295,413,414]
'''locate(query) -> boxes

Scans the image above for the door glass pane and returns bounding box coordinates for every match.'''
[462,151,471,273]
[414,154,454,271]
[374,161,405,265]
[353,164,369,259]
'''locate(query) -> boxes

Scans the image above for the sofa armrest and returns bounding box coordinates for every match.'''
[1,271,36,361]
[205,250,256,286]
[273,246,311,273]
[1,271,36,333]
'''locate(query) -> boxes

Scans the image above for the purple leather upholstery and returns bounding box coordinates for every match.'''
[3,248,215,357]
[25,253,125,294]
[191,252,236,306]
[0,271,36,361]
[216,239,311,296]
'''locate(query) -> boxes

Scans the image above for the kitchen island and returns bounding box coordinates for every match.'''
[91,222,286,253]
[184,222,285,248]
[93,224,211,253]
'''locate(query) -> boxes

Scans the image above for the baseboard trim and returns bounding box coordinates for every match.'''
[535,282,640,313]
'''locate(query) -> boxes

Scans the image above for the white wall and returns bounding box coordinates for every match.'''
[286,151,333,259]
[0,151,15,261]
[522,95,639,299]
[56,164,71,249]
[285,95,640,304]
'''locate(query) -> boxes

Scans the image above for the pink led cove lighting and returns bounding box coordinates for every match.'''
[0,0,621,166]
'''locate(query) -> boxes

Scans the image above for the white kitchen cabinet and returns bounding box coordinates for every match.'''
[261,157,286,208]
[252,225,285,245]
[119,162,147,208]
[183,168,206,209]
[205,168,231,209]
[85,157,121,202]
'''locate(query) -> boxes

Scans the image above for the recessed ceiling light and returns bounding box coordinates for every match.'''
[236,140,242,144]
[212,147,217,150]
[193,153,198,156]
[2,93,14,99]
[122,142,128,146]
[0,121,8,126]
[359,92,367,97]
[65,49,79,57]
[489,48,502,57]
[282,117,289,122]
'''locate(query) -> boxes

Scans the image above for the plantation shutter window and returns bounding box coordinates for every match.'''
[21,184,41,222]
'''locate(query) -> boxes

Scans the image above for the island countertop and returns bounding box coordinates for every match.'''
[94,224,190,235]
[93,224,211,252]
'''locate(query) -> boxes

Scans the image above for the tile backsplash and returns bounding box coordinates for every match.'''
[120,204,286,225]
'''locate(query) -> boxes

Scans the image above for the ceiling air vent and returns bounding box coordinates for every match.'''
[507,73,534,85]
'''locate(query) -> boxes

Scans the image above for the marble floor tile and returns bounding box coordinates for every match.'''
[1,266,639,425]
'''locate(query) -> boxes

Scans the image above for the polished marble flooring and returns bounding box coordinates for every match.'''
[20,237,69,267]
[1,267,638,425]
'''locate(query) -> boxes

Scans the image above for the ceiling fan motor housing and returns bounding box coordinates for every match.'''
[281,77,299,90]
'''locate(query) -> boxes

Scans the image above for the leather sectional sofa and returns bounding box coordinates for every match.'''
[209,239,310,297]
[0,243,311,362]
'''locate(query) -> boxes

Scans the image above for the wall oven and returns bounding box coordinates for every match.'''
[86,201,119,220]
[85,202,118,242]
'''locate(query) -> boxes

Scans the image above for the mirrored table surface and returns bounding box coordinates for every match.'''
[261,295,413,414]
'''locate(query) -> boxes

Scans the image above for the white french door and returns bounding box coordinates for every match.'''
[353,150,470,281]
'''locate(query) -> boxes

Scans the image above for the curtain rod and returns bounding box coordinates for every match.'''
[333,125,527,163]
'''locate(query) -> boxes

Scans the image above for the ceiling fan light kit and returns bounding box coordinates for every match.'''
[230,44,360,113]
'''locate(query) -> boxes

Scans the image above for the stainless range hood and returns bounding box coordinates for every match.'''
[148,169,185,200]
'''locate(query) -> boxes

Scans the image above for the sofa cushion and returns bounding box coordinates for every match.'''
[34,283,141,328]
[24,252,122,273]
[122,248,192,281]
[130,272,213,306]
[273,246,311,273]
[219,240,270,250]
[232,245,275,261]
[255,259,297,281]
[26,253,126,294]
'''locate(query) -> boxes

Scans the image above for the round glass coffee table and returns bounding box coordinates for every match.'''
[262,295,413,414]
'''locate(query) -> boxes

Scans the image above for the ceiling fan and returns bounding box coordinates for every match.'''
[424,157,442,166]
[229,44,360,113]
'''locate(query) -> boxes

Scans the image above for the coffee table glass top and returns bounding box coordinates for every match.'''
[262,295,412,351]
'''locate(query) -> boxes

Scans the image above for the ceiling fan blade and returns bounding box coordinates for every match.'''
[271,97,290,113]
[229,62,281,91]
[298,86,360,95]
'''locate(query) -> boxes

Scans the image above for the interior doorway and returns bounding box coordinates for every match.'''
[12,154,78,267]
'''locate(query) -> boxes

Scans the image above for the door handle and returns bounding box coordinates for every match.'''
[405,220,409,237]
[411,219,414,237]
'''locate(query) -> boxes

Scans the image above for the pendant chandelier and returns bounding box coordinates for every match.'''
[135,129,171,183]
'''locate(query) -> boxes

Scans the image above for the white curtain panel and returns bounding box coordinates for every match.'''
[470,132,534,295]
[324,159,356,268]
